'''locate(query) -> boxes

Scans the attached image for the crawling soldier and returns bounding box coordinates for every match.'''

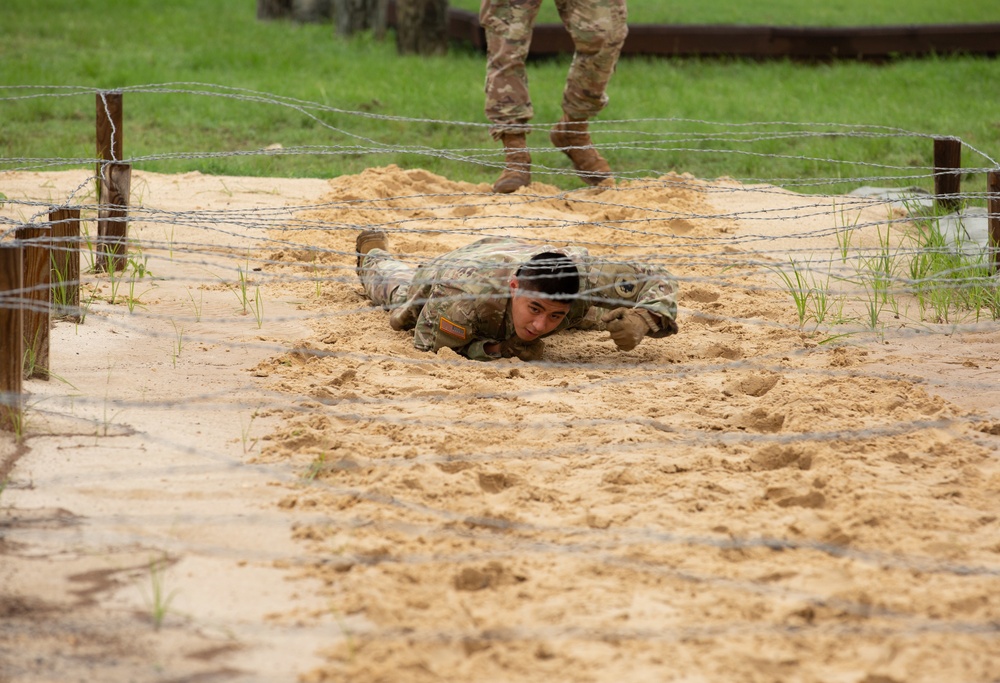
[355,230,678,361]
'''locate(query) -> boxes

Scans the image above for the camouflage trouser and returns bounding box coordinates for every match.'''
[359,249,413,308]
[481,0,628,138]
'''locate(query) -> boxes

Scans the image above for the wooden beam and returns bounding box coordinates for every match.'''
[388,3,1000,61]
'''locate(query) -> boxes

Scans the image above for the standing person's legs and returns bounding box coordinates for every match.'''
[481,0,544,193]
[556,0,627,121]
[550,0,627,185]
[481,0,544,136]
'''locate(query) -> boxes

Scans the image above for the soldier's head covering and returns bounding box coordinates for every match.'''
[514,252,580,302]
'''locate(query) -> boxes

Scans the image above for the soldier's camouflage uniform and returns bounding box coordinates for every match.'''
[481,0,629,138]
[360,237,678,361]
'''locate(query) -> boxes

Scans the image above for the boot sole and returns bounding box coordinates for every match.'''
[356,230,389,272]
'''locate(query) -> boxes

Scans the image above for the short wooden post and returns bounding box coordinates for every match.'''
[96,162,132,273]
[0,245,24,432]
[15,225,51,380]
[988,170,1000,274]
[933,137,962,213]
[49,207,81,321]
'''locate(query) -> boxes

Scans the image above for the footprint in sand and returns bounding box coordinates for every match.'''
[478,471,516,493]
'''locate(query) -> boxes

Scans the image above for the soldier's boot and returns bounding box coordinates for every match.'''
[388,305,417,331]
[550,114,612,186]
[355,229,389,275]
[492,133,532,194]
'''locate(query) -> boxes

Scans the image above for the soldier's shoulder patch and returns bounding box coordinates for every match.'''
[439,317,467,340]
[613,274,638,299]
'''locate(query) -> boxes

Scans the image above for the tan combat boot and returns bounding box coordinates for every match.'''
[492,133,531,194]
[355,229,389,275]
[388,305,417,331]
[550,115,612,186]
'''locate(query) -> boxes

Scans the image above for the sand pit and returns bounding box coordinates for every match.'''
[1,166,998,682]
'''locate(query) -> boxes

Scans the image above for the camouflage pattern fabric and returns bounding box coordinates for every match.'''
[359,248,415,308]
[360,236,678,361]
[481,0,629,138]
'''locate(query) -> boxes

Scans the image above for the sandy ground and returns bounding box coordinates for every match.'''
[1,166,998,683]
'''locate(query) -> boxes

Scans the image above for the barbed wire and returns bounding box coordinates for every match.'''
[2,84,999,679]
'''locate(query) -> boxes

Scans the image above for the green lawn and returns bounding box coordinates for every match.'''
[2,0,998,194]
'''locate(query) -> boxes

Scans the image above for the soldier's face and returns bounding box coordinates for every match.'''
[509,279,571,341]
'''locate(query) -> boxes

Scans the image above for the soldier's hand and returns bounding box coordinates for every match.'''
[601,307,651,351]
[498,336,545,361]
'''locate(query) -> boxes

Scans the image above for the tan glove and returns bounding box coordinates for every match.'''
[601,308,651,351]
[497,337,545,361]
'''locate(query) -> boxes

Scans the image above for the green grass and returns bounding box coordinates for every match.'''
[1,0,999,193]
[906,213,1000,323]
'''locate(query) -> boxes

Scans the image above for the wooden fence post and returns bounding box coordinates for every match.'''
[97,162,132,273]
[96,91,123,199]
[50,207,81,321]
[988,170,1000,274]
[0,245,24,432]
[15,225,51,380]
[933,137,962,213]
[96,91,123,160]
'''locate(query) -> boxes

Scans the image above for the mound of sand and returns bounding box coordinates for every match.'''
[1,166,998,682]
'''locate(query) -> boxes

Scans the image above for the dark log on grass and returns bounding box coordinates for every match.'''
[384,5,1000,60]
[0,245,24,432]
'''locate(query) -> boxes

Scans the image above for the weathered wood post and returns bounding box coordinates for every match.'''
[96,162,132,273]
[933,137,962,214]
[0,245,24,432]
[14,224,51,380]
[96,90,123,194]
[96,90,130,272]
[988,170,1000,274]
[49,207,81,321]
